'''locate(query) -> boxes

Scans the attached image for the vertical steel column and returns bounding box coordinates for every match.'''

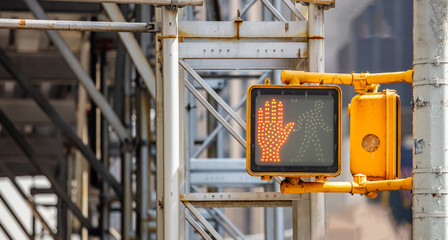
[293,3,325,240]
[122,52,133,240]
[137,89,151,240]
[162,5,181,239]
[413,1,448,239]
[155,6,164,240]
[274,183,285,240]
[136,5,151,240]
[99,49,111,240]
[308,4,326,240]
[264,184,276,240]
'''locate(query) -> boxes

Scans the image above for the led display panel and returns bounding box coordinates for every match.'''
[246,85,342,177]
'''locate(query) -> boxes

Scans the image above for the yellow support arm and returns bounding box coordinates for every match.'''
[281,69,413,93]
[280,175,412,199]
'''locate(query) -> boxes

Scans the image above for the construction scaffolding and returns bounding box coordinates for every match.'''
[0,0,426,239]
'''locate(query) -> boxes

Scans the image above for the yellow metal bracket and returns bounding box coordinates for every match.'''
[280,175,412,199]
[281,69,413,93]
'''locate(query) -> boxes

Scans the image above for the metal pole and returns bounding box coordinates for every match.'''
[46,0,203,6]
[0,48,123,196]
[102,3,156,98]
[308,4,326,240]
[155,6,164,240]
[136,5,151,239]
[413,0,448,239]
[23,0,131,143]
[121,50,133,240]
[0,163,62,240]
[274,183,285,240]
[162,5,181,239]
[0,18,152,32]
[137,88,151,240]
[98,48,110,240]
[0,192,32,239]
[0,110,94,231]
[265,184,276,240]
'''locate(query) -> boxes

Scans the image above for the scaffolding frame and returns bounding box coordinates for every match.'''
[0,0,334,239]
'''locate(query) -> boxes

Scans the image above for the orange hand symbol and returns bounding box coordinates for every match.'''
[257,99,295,162]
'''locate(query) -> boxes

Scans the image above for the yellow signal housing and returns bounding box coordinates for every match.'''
[348,89,401,180]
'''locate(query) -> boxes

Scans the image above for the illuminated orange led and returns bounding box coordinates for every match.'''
[257,99,294,162]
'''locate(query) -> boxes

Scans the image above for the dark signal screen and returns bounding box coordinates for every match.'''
[249,87,340,174]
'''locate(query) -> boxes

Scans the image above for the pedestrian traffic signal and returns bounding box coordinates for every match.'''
[246,85,342,177]
[349,90,401,180]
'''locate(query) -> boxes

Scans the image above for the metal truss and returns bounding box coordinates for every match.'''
[0,0,333,239]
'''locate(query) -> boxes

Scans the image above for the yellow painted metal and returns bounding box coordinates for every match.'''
[281,69,413,93]
[349,90,400,180]
[246,84,342,178]
[280,175,412,199]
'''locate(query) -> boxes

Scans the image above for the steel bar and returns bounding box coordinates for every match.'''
[0,109,95,231]
[184,202,224,240]
[178,21,307,39]
[162,6,181,239]
[186,212,213,240]
[46,0,203,6]
[0,192,32,239]
[281,0,306,21]
[184,80,246,147]
[308,4,326,240]
[23,0,131,143]
[413,0,448,239]
[180,60,246,130]
[0,18,154,32]
[121,49,133,240]
[191,72,267,158]
[0,48,123,196]
[180,42,307,59]
[136,56,151,240]
[102,3,156,98]
[265,184,276,240]
[155,6,164,240]
[259,0,286,22]
[0,163,62,240]
[0,219,13,240]
[182,58,296,70]
[274,179,285,240]
[181,192,305,208]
